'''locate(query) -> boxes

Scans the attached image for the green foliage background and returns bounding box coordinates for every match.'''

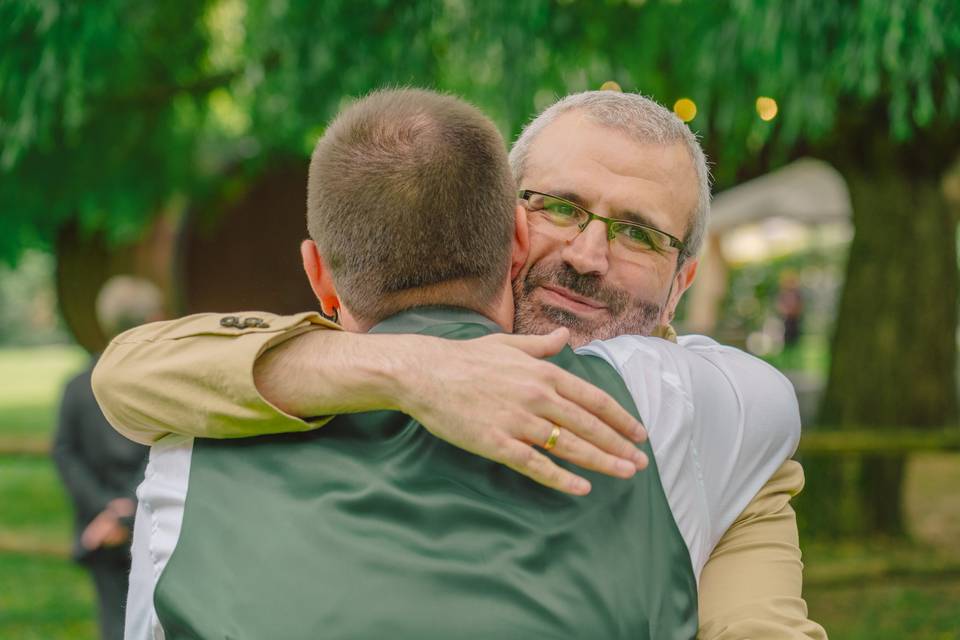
[3,0,960,537]
[3,0,959,265]
[3,1,960,622]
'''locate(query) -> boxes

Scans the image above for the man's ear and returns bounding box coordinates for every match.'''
[510,204,530,280]
[300,239,340,317]
[664,258,699,322]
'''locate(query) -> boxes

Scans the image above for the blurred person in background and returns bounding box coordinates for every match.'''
[776,270,805,369]
[52,275,162,640]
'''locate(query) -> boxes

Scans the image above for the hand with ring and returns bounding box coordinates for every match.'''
[396,328,649,496]
[543,426,561,451]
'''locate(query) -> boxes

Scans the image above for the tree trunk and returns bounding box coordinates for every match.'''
[799,166,958,538]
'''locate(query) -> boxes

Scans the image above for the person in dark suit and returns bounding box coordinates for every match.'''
[52,275,162,640]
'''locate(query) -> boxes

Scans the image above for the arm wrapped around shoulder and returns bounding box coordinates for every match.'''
[92,311,335,444]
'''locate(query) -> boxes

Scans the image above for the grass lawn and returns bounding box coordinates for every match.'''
[0,457,74,554]
[1,344,959,638]
[0,551,96,640]
[806,578,960,639]
[0,345,97,640]
[0,345,86,446]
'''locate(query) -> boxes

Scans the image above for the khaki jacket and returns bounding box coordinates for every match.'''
[92,311,827,639]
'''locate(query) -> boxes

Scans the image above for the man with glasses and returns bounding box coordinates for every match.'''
[95,90,824,637]
[520,190,688,256]
[516,188,688,338]
[507,97,705,349]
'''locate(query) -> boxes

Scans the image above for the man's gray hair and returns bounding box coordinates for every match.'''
[509,91,711,262]
[95,275,164,338]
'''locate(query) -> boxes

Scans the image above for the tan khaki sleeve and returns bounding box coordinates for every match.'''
[92,311,341,445]
[697,460,827,639]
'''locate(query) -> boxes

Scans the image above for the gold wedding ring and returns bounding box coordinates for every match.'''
[543,426,561,451]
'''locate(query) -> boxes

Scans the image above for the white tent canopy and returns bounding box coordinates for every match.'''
[684,158,853,334]
[709,158,852,233]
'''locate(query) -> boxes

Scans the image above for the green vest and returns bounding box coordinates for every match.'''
[155,307,697,639]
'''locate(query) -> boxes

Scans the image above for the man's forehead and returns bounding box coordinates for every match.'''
[524,112,694,180]
[521,115,698,234]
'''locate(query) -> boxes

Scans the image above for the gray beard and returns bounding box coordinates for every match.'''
[513,261,663,348]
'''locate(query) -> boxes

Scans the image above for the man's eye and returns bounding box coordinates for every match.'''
[618,225,663,252]
[543,199,579,218]
[543,201,577,216]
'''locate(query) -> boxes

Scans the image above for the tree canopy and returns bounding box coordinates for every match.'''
[2,0,959,264]
[5,0,960,537]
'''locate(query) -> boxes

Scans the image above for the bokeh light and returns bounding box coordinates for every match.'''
[756,96,778,121]
[599,80,622,92]
[673,98,697,122]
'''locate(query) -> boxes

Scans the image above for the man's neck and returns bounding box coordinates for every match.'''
[365,305,504,335]
[487,285,515,332]
[346,286,515,334]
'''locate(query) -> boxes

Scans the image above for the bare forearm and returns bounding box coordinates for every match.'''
[93,311,644,494]
[253,330,421,418]
[255,328,648,495]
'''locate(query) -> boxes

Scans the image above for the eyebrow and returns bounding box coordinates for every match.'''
[551,190,663,230]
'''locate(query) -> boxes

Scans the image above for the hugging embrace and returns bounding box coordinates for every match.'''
[95,88,826,639]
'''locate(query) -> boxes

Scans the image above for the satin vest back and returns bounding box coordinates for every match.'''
[154,308,698,639]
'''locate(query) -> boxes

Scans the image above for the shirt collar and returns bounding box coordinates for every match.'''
[368,305,503,335]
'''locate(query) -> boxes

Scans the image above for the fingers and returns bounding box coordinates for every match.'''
[525,416,647,477]
[481,328,570,359]
[539,423,649,478]
[419,328,652,495]
[81,516,111,551]
[485,333,646,447]
[553,369,646,443]
[102,525,131,548]
[497,438,592,496]
[541,395,648,470]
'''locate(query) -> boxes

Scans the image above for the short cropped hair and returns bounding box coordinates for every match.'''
[510,91,711,264]
[307,89,515,323]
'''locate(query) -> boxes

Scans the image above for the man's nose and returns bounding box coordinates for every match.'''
[561,219,610,276]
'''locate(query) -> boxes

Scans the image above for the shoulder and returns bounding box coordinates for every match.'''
[580,333,801,457]
[580,334,794,401]
[109,311,338,345]
[580,333,754,372]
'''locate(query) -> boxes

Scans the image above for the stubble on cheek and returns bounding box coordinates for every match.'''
[513,292,595,346]
[512,262,664,347]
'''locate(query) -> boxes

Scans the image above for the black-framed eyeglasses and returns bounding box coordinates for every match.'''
[518,190,687,260]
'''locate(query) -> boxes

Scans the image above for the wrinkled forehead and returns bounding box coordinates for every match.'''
[521,112,698,238]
